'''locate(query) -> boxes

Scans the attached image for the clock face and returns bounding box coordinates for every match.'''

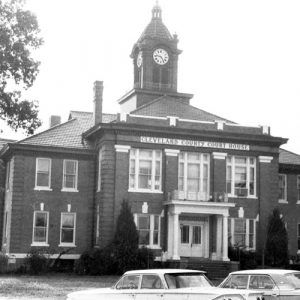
[153,48,169,65]
[137,51,142,67]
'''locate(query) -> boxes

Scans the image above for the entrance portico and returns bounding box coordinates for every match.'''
[165,200,235,261]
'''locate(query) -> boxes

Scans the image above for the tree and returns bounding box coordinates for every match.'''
[112,200,139,274]
[265,207,289,267]
[0,0,43,134]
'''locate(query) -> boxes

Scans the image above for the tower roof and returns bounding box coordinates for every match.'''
[138,3,173,42]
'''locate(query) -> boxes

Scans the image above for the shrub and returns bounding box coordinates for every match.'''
[265,208,289,268]
[111,200,139,274]
[136,247,154,269]
[228,246,259,270]
[25,249,50,274]
[75,246,117,275]
[0,252,8,274]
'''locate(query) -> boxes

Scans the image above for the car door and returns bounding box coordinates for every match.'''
[135,274,165,300]
[221,274,249,289]
[248,275,279,300]
[115,274,141,300]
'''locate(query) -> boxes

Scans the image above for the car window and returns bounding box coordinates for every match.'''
[249,275,275,290]
[141,275,163,289]
[164,273,212,289]
[285,273,300,289]
[116,275,140,289]
[272,274,296,289]
[223,275,249,289]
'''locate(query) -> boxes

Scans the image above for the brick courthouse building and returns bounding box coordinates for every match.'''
[1,4,300,267]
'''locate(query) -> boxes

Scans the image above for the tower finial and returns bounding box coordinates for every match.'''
[152,1,162,20]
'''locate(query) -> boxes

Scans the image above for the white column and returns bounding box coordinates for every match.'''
[216,215,223,260]
[167,213,174,259]
[222,214,229,261]
[172,212,180,260]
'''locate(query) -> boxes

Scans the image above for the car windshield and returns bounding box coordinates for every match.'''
[272,273,300,290]
[164,272,212,289]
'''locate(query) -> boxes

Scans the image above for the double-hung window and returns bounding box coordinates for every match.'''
[129,149,162,192]
[278,174,287,202]
[228,218,256,250]
[135,214,160,248]
[226,156,256,197]
[178,152,210,200]
[297,175,300,202]
[32,211,49,245]
[62,160,78,191]
[60,213,76,246]
[35,158,51,190]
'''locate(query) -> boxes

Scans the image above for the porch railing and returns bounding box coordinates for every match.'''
[168,190,228,203]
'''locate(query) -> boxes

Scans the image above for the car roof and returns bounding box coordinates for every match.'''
[124,269,205,275]
[229,269,300,276]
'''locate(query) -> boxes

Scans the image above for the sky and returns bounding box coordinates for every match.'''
[1,0,300,154]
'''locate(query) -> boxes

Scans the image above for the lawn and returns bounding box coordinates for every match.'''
[0,274,118,299]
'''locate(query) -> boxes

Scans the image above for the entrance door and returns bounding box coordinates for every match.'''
[179,222,204,257]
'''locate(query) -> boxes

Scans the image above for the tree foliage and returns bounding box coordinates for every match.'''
[112,200,139,274]
[265,207,289,267]
[0,0,43,134]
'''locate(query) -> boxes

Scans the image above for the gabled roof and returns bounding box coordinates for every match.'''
[131,96,235,123]
[279,148,300,165]
[17,112,116,150]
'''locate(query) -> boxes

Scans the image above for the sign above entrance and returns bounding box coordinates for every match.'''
[140,136,250,151]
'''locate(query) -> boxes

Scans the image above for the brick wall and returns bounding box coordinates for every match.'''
[7,152,95,256]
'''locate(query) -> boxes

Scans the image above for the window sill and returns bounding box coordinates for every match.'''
[58,243,76,247]
[34,187,52,191]
[228,195,257,199]
[31,243,49,247]
[139,245,161,250]
[61,188,78,193]
[128,189,163,194]
[278,200,288,204]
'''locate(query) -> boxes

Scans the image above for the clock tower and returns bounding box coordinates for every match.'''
[118,3,193,113]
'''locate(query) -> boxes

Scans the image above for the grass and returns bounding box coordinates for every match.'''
[0,273,118,299]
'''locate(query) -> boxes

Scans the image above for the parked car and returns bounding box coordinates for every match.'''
[67,269,265,300]
[219,269,300,299]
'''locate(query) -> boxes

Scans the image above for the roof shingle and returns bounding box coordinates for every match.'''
[131,96,235,123]
[279,148,300,165]
[18,112,116,149]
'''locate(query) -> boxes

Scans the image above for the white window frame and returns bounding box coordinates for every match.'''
[228,218,256,250]
[97,148,103,192]
[95,205,100,245]
[3,211,8,245]
[134,214,161,249]
[32,211,49,246]
[35,158,52,190]
[226,156,256,198]
[178,152,210,200]
[278,174,287,203]
[59,212,76,247]
[62,160,78,192]
[129,149,162,193]
[297,175,300,203]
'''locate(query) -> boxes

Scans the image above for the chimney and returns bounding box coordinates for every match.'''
[49,115,61,128]
[93,81,103,125]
